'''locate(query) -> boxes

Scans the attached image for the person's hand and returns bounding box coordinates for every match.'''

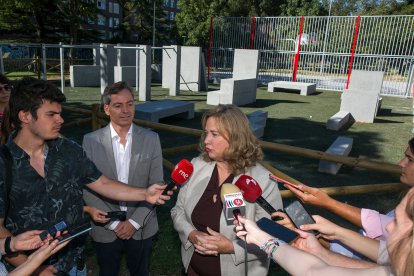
[146,183,172,205]
[300,215,342,241]
[284,183,332,208]
[234,216,273,247]
[188,229,219,256]
[84,206,110,224]
[194,227,234,255]
[291,229,328,258]
[271,211,295,230]
[114,221,137,240]
[10,230,44,252]
[31,264,58,276]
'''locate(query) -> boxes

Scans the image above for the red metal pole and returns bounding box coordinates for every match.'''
[346,16,361,89]
[292,16,305,82]
[207,16,213,81]
[250,17,256,49]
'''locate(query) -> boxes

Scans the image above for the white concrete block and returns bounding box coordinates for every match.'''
[268,81,316,96]
[327,111,351,131]
[135,99,194,123]
[318,136,353,175]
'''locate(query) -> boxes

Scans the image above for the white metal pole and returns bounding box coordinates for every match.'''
[59,42,65,93]
[320,0,333,75]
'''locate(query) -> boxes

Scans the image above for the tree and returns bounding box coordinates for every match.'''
[175,0,283,48]
[117,0,170,45]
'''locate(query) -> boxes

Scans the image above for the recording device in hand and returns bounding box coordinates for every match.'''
[219,183,246,221]
[56,223,92,244]
[284,200,318,235]
[162,159,194,196]
[235,175,279,215]
[40,220,68,241]
[256,217,299,244]
[104,211,126,221]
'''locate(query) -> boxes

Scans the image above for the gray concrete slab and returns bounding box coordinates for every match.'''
[318,136,353,175]
[267,81,316,96]
[70,65,100,87]
[327,111,351,131]
[134,99,194,123]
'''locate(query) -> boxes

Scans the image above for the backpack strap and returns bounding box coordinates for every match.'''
[0,145,12,220]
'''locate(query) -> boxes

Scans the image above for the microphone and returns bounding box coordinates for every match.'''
[220,183,246,221]
[235,175,280,215]
[162,159,194,195]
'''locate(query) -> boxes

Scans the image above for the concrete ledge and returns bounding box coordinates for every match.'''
[135,99,194,123]
[268,81,316,96]
[318,136,353,175]
[70,65,100,87]
[207,78,257,106]
[114,66,137,85]
[327,111,351,131]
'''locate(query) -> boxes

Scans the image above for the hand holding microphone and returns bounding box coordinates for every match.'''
[162,159,194,196]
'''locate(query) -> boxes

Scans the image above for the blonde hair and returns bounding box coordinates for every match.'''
[199,105,263,175]
[389,189,414,276]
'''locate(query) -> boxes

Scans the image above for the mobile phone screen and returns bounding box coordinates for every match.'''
[284,200,318,235]
[56,223,92,244]
[256,217,299,244]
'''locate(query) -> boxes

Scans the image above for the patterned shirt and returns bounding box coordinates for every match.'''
[0,137,102,272]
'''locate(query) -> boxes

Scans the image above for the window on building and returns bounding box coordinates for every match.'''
[114,18,120,28]
[98,14,106,25]
[170,11,174,20]
[109,2,113,13]
[170,0,174,8]
[109,17,113,28]
[97,0,106,10]
[164,0,169,6]
[114,3,119,14]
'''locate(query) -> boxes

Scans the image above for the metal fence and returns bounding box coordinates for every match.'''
[208,15,414,97]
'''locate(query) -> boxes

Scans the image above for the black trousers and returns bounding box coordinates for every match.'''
[94,237,153,276]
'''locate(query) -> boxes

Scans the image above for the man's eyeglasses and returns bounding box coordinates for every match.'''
[0,85,11,92]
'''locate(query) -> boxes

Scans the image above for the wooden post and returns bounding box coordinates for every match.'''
[91,104,101,130]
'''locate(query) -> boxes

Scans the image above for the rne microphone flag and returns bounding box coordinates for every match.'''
[162,159,194,196]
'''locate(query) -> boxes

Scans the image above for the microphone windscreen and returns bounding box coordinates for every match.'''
[235,175,262,202]
[220,183,241,203]
[170,159,194,185]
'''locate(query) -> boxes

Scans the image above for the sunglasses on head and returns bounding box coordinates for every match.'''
[0,85,11,92]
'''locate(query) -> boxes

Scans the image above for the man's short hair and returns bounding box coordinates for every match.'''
[102,81,134,105]
[10,77,66,131]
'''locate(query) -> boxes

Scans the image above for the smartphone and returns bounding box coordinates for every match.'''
[256,217,299,244]
[40,220,68,241]
[105,211,126,221]
[284,200,318,235]
[269,174,303,191]
[56,223,92,245]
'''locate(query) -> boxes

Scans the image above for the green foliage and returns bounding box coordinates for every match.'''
[117,0,170,45]
[280,0,324,16]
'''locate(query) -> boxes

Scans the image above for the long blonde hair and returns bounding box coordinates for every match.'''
[199,105,263,175]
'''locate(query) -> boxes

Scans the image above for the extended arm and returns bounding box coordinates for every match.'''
[285,183,363,227]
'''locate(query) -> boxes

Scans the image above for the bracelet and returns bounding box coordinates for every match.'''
[4,236,13,255]
[259,238,285,259]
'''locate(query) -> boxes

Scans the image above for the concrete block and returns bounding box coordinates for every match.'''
[100,44,116,94]
[70,65,100,87]
[206,90,221,105]
[267,81,317,96]
[135,99,194,123]
[151,64,162,82]
[180,46,201,91]
[114,66,137,85]
[139,45,152,102]
[233,49,259,80]
[340,90,378,123]
[327,111,351,131]
[206,78,257,106]
[318,136,353,175]
[347,70,384,92]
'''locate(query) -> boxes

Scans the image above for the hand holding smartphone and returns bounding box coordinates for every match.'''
[269,174,304,191]
[284,200,318,235]
[256,217,299,243]
[55,223,92,244]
